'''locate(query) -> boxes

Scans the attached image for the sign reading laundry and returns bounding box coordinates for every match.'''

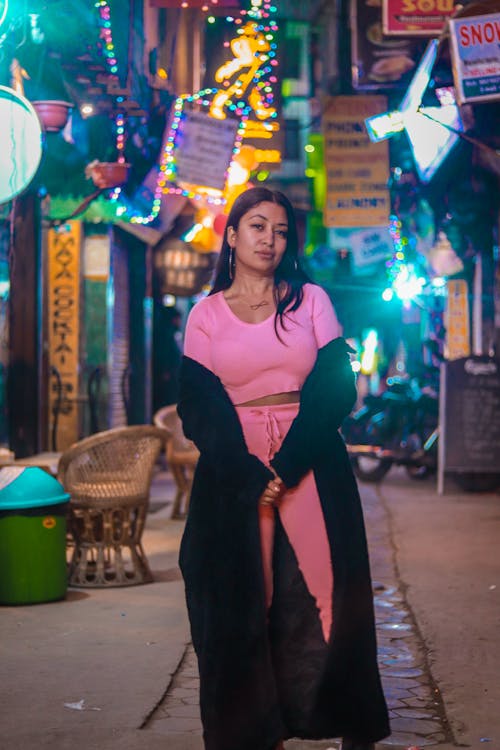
[323,96,390,228]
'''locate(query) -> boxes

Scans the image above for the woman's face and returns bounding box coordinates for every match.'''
[227,201,288,278]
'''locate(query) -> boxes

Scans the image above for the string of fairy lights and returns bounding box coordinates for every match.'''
[94,0,127,201]
[384,215,426,302]
[92,0,279,224]
[124,91,250,225]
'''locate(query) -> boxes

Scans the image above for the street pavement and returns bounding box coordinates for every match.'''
[0,467,499,750]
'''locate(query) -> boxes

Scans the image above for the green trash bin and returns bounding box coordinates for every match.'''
[0,466,70,605]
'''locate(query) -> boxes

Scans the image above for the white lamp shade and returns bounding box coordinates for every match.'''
[0,86,43,205]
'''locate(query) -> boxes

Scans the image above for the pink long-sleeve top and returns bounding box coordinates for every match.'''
[183,283,342,404]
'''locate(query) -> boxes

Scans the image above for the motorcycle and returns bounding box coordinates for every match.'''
[341,372,439,483]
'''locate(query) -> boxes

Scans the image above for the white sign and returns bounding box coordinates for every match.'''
[175,111,240,191]
[449,12,500,104]
[84,235,110,280]
[328,226,392,273]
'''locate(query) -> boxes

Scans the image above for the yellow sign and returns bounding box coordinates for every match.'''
[323,96,390,228]
[254,149,281,163]
[47,221,81,450]
[445,279,470,360]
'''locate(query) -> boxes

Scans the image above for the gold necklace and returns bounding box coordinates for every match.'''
[249,300,270,310]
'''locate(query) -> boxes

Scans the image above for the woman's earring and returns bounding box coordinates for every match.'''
[293,258,298,271]
[229,246,234,280]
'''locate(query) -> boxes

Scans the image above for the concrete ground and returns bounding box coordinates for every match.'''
[378,468,500,750]
[0,467,498,750]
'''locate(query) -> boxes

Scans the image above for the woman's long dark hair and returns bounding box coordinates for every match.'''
[210,186,311,335]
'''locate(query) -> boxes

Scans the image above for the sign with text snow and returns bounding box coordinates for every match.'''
[174,111,239,191]
[449,12,500,104]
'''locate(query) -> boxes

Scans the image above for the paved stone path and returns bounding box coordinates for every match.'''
[146,483,453,748]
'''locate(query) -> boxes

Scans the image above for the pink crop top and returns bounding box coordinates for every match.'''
[183,283,342,404]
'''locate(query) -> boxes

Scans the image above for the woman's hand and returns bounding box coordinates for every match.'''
[259,474,284,507]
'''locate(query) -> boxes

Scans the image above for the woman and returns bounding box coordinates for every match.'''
[177,187,390,750]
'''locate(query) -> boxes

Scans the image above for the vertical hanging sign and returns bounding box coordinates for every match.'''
[323,96,390,228]
[47,221,81,450]
[445,278,470,360]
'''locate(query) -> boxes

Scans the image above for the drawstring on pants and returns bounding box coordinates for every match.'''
[250,408,282,463]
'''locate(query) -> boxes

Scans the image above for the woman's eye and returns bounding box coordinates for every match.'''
[251,223,264,231]
[276,230,288,238]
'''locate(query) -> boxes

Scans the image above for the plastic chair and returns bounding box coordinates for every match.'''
[153,405,199,519]
[58,425,170,587]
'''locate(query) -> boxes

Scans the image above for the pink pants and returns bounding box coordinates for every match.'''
[235,403,333,642]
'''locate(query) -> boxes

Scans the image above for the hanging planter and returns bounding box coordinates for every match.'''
[32,100,73,133]
[85,160,131,189]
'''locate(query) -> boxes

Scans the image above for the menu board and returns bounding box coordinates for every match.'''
[439,356,500,484]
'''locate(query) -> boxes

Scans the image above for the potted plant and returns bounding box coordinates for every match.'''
[84,159,131,189]
[32,100,73,133]
[23,55,74,134]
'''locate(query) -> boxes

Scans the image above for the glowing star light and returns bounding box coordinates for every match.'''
[364,39,463,182]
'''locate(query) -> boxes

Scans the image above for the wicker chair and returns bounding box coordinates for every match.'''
[58,425,170,588]
[153,405,199,519]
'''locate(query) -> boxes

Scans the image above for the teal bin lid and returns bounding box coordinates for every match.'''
[0,467,70,510]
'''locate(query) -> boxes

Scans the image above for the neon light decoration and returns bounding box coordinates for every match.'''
[121,0,280,224]
[124,90,247,224]
[210,20,278,129]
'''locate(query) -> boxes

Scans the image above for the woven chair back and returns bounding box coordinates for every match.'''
[153,405,197,455]
[58,425,170,504]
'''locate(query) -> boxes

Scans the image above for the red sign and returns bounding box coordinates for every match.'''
[383,0,457,36]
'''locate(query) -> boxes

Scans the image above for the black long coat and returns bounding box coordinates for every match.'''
[177,337,390,750]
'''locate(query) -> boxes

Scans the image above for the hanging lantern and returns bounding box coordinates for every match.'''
[0,86,42,204]
[154,237,217,297]
[428,231,464,277]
